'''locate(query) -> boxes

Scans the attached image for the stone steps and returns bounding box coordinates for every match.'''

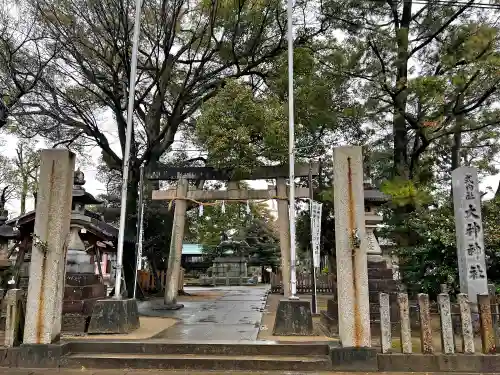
[61,341,332,371]
[61,353,331,371]
[65,341,331,356]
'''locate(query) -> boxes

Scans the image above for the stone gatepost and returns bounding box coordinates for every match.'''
[23,149,75,344]
[164,177,188,308]
[333,146,371,347]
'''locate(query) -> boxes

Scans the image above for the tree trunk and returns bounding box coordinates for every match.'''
[451,96,465,172]
[392,3,411,180]
[20,176,28,215]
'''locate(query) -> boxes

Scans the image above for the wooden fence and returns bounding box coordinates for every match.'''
[270,272,335,294]
[138,268,185,292]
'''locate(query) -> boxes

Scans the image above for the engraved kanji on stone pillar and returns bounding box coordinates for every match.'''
[438,293,454,354]
[398,292,412,354]
[452,167,488,303]
[418,293,433,354]
[457,293,475,354]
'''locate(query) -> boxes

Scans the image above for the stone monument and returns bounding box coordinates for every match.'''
[452,166,488,303]
[333,146,371,347]
[23,149,75,344]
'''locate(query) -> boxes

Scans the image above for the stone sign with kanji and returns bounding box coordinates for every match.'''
[452,167,488,303]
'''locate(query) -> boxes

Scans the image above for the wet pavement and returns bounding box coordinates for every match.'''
[138,286,269,342]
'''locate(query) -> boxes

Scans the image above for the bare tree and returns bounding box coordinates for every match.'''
[0,0,57,129]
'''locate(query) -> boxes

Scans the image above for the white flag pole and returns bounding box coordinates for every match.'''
[114,0,143,299]
[287,0,298,300]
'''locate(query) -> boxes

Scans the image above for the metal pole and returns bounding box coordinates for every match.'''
[114,0,143,299]
[133,165,145,299]
[287,0,297,300]
[309,162,317,314]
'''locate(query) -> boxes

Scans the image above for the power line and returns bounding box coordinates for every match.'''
[368,0,500,9]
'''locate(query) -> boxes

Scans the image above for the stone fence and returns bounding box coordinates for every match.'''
[377,292,499,355]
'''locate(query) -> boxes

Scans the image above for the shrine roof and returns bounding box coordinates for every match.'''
[182,244,203,255]
[6,209,122,244]
[364,189,389,203]
[72,188,103,205]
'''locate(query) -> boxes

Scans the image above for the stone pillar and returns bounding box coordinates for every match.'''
[397,292,412,354]
[23,149,75,344]
[417,293,433,354]
[379,293,391,353]
[276,177,291,298]
[457,293,475,353]
[4,289,24,347]
[452,167,488,303]
[164,177,188,308]
[438,293,455,354]
[478,294,495,354]
[333,146,370,347]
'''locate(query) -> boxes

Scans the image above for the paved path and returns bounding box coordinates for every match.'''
[138,286,269,341]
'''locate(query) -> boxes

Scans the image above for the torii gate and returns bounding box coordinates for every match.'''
[149,163,319,308]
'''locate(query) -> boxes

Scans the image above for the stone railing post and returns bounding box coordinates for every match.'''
[438,293,455,354]
[478,294,496,354]
[418,293,433,354]
[379,293,391,353]
[4,289,24,347]
[488,284,500,347]
[397,292,412,354]
[457,293,475,354]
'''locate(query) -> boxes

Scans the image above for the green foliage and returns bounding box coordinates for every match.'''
[196,44,366,172]
[196,80,287,174]
[186,190,277,261]
[380,178,432,208]
[382,198,500,298]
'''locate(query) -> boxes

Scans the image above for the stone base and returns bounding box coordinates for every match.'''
[272,299,313,336]
[87,299,139,334]
[367,253,384,262]
[152,303,184,311]
[61,314,88,333]
[330,347,378,371]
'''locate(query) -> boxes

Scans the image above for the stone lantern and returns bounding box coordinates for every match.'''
[63,169,108,333]
[0,208,19,268]
[363,180,389,262]
[66,169,102,273]
[0,206,20,291]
